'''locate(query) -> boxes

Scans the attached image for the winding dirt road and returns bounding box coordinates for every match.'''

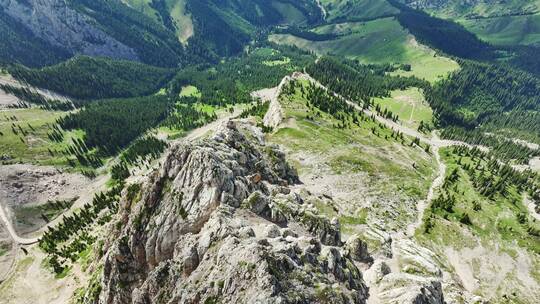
[0,172,109,246]
[0,204,37,244]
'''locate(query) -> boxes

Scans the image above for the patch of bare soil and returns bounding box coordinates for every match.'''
[0,246,84,304]
[529,157,540,172]
[0,164,89,236]
[0,75,71,104]
[443,244,540,302]
[0,89,19,108]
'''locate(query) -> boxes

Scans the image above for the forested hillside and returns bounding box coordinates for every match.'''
[59,95,171,155]
[425,60,540,128]
[8,57,176,100]
[425,60,540,158]
[306,57,428,104]
[0,0,322,68]
[389,0,496,60]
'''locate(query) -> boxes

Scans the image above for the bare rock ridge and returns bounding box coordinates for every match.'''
[96,119,445,303]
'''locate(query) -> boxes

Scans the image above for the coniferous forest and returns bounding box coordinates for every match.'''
[8,56,176,100]
[58,95,171,155]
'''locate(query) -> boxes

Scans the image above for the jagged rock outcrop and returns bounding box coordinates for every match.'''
[98,120,369,303]
[0,0,138,60]
[369,238,446,304]
[378,273,445,304]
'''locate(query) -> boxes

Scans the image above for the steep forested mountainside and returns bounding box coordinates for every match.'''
[0,0,322,67]
[7,56,176,100]
[1,1,540,304]
[0,0,140,66]
[0,8,71,67]
[401,0,540,47]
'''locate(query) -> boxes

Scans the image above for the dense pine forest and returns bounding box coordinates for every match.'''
[58,95,171,155]
[8,56,176,100]
[306,57,428,105]
[168,45,313,106]
[425,61,540,139]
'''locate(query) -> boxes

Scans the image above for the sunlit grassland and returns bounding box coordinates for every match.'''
[0,108,84,165]
[373,88,433,129]
[262,57,291,66]
[179,85,201,97]
[269,17,459,82]
[167,0,194,43]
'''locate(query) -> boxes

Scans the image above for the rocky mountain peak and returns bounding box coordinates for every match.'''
[97,120,369,303]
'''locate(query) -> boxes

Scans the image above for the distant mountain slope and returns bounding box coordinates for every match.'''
[402,0,540,18]
[0,9,70,67]
[0,0,191,67]
[0,0,323,68]
[319,0,399,22]
[460,14,540,46]
[401,0,540,47]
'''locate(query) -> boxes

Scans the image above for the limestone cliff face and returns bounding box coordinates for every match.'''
[97,120,369,303]
[0,0,138,61]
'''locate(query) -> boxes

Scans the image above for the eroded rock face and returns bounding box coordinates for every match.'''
[378,273,445,304]
[98,120,368,303]
[0,0,138,60]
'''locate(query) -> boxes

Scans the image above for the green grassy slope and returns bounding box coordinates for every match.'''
[460,14,540,46]
[373,88,433,129]
[269,17,459,82]
[0,108,83,166]
[320,0,399,22]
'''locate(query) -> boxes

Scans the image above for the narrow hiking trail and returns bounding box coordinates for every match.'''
[406,140,446,236]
